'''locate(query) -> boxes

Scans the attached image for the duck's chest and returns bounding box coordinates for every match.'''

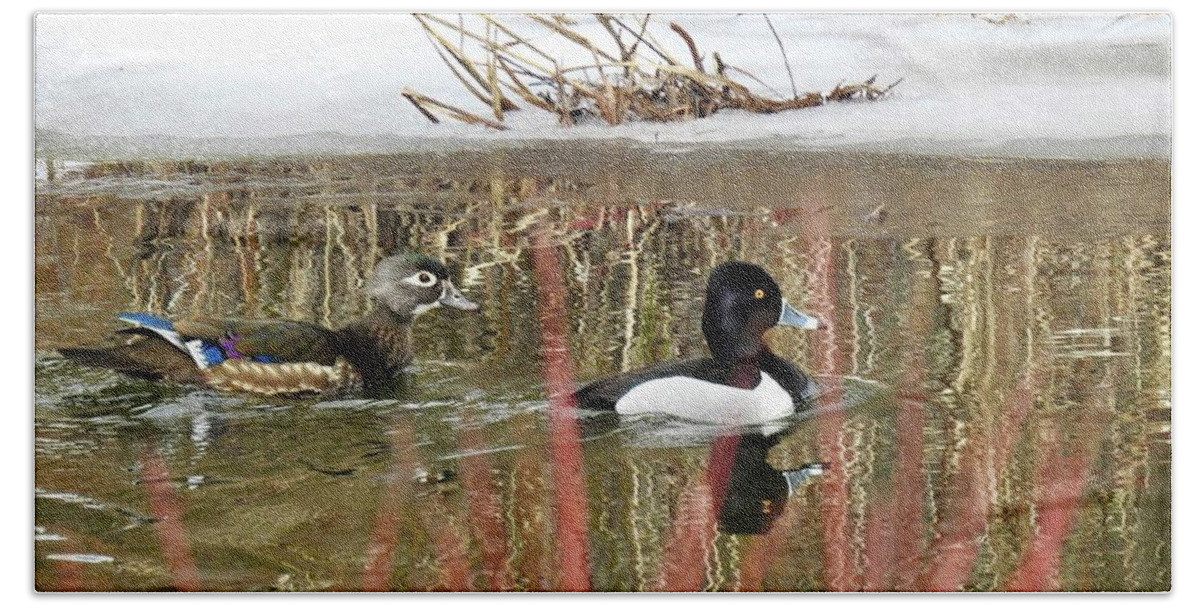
[614,372,795,425]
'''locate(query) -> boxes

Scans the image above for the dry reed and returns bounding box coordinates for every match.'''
[404,14,901,130]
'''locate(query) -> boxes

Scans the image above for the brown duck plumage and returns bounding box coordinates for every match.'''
[59,254,478,397]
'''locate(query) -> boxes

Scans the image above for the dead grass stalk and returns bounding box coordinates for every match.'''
[405,14,900,129]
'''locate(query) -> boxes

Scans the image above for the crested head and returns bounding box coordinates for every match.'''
[367,254,478,319]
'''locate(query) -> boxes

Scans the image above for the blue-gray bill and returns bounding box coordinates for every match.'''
[782,462,827,496]
[778,300,823,330]
[439,281,479,311]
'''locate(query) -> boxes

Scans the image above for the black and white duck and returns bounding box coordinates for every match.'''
[575,261,822,425]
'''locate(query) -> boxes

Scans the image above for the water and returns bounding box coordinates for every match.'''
[34,145,1171,591]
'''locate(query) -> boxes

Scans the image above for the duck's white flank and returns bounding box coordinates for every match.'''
[614,372,794,425]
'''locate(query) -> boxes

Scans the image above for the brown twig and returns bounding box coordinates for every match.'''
[497,56,557,112]
[415,15,519,112]
[669,22,704,73]
[595,14,629,61]
[607,14,679,66]
[763,15,800,100]
[403,92,440,124]
[527,14,620,63]
[402,89,509,130]
[486,22,504,120]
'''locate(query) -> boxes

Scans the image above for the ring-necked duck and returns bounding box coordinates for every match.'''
[59,253,478,397]
[716,430,826,535]
[575,261,822,425]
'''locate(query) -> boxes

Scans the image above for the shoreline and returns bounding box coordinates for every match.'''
[34,130,1172,165]
[34,142,1171,241]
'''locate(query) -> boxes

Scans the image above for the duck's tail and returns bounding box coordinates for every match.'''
[59,339,206,384]
[58,313,217,383]
[113,313,218,369]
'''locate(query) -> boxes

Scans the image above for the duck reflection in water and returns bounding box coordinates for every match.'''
[711,428,824,535]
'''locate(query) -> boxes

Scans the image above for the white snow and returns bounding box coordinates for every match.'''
[34,13,1171,159]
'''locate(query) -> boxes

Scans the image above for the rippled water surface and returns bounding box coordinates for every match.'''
[34,146,1170,591]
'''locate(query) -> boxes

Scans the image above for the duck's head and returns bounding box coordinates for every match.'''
[367,254,479,319]
[701,261,822,361]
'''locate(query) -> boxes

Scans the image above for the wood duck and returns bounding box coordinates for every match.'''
[59,254,479,397]
[574,261,823,425]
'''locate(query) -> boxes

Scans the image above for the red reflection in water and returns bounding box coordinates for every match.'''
[425,502,471,591]
[862,385,930,591]
[891,384,932,589]
[736,513,788,591]
[139,447,201,591]
[863,272,936,591]
[459,426,514,591]
[654,484,716,592]
[50,552,84,592]
[864,393,926,592]
[1006,404,1109,591]
[362,420,471,591]
[801,202,855,591]
[361,419,413,591]
[861,498,895,591]
[531,232,592,592]
[42,526,119,592]
[920,374,1042,591]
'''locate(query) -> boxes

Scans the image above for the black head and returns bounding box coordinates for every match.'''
[366,254,478,319]
[717,431,825,535]
[701,261,822,362]
[716,432,789,535]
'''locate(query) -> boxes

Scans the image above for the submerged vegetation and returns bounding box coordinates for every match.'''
[403,14,901,130]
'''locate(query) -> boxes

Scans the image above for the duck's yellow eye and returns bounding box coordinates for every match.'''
[753,289,765,299]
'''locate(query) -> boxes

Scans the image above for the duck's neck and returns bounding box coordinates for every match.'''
[337,307,414,389]
[726,348,766,389]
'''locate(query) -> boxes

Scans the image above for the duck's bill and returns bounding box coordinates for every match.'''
[439,281,480,311]
[782,462,827,496]
[778,300,824,330]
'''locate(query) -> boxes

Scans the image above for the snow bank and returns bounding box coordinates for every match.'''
[34,13,1171,159]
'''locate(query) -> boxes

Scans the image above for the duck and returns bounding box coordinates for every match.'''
[574,261,822,425]
[58,253,479,398]
[715,430,826,535]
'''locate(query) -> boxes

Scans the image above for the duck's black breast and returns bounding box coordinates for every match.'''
[573,350,812,413]
[755,351,813,407]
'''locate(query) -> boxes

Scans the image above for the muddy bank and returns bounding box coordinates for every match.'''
[36,143,1170,240]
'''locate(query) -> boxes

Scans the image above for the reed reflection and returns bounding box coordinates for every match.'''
[34,155,1171,591]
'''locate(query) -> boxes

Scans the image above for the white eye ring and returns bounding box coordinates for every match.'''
[404,271,438,287]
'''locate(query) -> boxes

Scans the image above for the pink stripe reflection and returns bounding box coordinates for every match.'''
[140,447,201,592]
[531,232,592,592]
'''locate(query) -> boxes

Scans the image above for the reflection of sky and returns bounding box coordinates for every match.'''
[35,13,1171,151]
